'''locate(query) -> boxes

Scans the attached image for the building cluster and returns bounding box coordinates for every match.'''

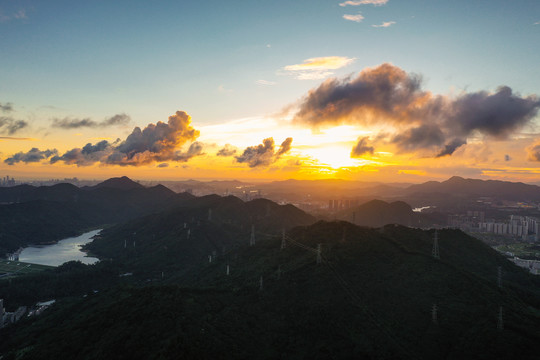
[0,299,55,330]
[328,199,359,211]
[0,175,16,187]
[510,258,540,275]
[6,248,23,261]
[448,212,540,241]
[0,299,26,329]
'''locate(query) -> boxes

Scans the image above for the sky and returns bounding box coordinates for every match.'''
[1,0,540,183]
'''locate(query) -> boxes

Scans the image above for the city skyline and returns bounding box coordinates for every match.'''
[1,0,540,182]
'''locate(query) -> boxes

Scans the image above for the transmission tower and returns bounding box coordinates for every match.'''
[250,225,255,246]
[497,306,504,331]
[226,264,230,276]
[432,230,440,259]
[317,243,322,264]
[259,276,264,291]
[281,228,286,250]
[432,304,438,325]
[497,266,502,288]
[277,265,282,280]
[342,226,347,243]
[208,208,212,221]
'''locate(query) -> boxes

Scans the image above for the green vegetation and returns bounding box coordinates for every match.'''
[1,219,539,359]
[0,260,53,278]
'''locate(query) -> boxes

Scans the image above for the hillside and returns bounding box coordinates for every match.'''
[1,221,539,359]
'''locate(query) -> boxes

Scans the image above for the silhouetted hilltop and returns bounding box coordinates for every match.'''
[406,176,540,201]
[92,176,145,190]
[336,199,418,227]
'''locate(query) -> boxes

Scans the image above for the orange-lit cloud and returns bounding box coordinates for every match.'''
[6,111,202,167]
[527,140,540,161]
[292,63,540,158]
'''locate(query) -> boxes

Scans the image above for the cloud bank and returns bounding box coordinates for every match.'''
[292,63,540,157]
[4,148,58,165]
[6,111,202,167]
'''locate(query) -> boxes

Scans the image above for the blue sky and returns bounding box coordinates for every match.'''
[1,0,539,182]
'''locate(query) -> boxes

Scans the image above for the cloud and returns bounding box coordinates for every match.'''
[216,144,237,157]
[0,117,28,135]
[340,0,388,6]
[435,138,467,157]
[173,141,204,162]
[351,136,374,157]
[534,21,540,25]
[343,13,365,23]
[50,140,114,166]
[527,141,540,162]
[157,163,169,168]
[0,102,13,112]
[45,111,201,167]
[256,79,276,86]
[0,137,35,141]
[276,137,293,157]
[283,56,355,80]
[5,148,58,165]
[372,21,396,28]
[292,63,540,157]
[0,9,28,23]
[235,137,293,167]
[51,113,130,129]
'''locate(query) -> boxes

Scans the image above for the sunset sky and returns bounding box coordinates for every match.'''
[1,0,540,183]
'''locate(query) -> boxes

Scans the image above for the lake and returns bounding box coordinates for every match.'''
[18,229,101,266]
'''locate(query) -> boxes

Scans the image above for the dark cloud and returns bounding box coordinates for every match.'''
[157,163,169,168]
[350,136,374,157]
[292,63,540,157]
[504,154,512,162]
[276,137,293,157]
[47,111,201,167]
[0,117,28,135]
[50,140,113,166]
[173,141,204,162]
[435,138,467,157]
[4,148,58,165]
[235,137,293,168]
[0,102,13,113]
[51,113,130,129]
[527,141,540,162]
[217,144,237,157]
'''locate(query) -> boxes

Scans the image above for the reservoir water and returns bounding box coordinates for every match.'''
[19,229,101,266]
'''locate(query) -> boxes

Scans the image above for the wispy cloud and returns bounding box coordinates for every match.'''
[51,113,130,129]
[0,117,28,135]
[0,9,28,23]
[340,0,388,7]
[343,13,365,23]
[534,21,540,25]
[0,137,36,141]
[283,56,355,80]
[256,79,276,86]
[372,21,396,28]
[0,102,13,112]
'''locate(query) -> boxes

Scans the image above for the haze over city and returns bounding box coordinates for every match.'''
[1,0,540,183]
